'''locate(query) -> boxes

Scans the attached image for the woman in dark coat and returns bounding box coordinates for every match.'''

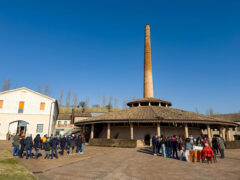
[34,134,41,159]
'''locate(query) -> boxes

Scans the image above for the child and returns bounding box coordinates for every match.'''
[44,138,51,159]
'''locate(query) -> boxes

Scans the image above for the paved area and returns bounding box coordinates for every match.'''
[1,141,240,180]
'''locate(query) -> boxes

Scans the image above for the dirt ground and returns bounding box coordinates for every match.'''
[1,140,240,180]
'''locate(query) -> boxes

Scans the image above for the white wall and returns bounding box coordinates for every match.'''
[0,88,53,115]
[0,88,58,140]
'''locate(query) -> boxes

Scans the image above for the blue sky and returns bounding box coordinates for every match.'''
[0,0,239,114]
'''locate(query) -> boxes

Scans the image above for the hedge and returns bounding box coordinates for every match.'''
[226,141,240,149]
[89,138,137,148]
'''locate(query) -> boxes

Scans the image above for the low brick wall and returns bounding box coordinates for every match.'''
[226,141,240,149]
[89,138,137,148]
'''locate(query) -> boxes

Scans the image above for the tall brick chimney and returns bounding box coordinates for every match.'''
[144,24,154,98]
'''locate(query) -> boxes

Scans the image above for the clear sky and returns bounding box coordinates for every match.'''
[0,0,239,114]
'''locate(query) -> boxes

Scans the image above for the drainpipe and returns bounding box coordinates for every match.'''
[48,102,54,137]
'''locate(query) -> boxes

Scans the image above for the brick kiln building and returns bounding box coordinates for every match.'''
[75,25,238,147]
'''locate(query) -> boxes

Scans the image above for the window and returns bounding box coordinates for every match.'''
[64,121,67,125]
[58,121,62,125]
[40,102,45,110]
[18,101,24,113]
[36,124,44,133]
[0,100,3,108]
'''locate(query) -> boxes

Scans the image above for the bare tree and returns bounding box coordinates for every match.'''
[85,96,90,108]
[13,83,18,89]
[1,78,11,91]
[73,94,79,107]
[97,97,100,107]
[1,80,6,92]
[109,96,112,107]
[66,89,71,107]
[122,99,128,109]
[114,97,118,108]
[102,96,106,107]
[195,108,199,114]
[37,84,42,93]
[6,79,10,90]
[209,108,214,115]
[206,108,214,115]
[59,89,63,107]
[44,83,50,96]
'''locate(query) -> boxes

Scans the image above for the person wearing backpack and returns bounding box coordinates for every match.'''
[25,134,33,159]
[34,134,41,159]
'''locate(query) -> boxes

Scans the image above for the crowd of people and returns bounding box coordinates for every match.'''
[12,133,85,159]
[151,134,226,162]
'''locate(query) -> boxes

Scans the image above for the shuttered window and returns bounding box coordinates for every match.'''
[40,102,45,110]
[18,101,24,113]
[0,100,3,108]
[36,124,44,133]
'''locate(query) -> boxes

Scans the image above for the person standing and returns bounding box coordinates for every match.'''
[212,135,219,155]
[41,134,47,150]
[19,134,26,158]
[76,135,82,154]
[166,137,172,158]
[69,135,75,155]
[172,135,179,159]
[50,135,59,159]
[34,134,41,159]
[12,133,20,156]
[44,138,51,159]
[185,138,192,162]
[161,137,166,158]
[60,135,66,155]
[217,137,225,159]
[178,137,184,161]
[152,135,157,156]
[80,134,85,154]
[25,134,33,159]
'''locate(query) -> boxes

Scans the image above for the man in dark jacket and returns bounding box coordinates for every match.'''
[76,135,82,154]
[172,135,179,159]
[44,138,51,159]
[34,134,41,159]
[60,136,66,155]
[212,135,219,155]
[50,136,59,159]
[69,135,75,155]
[152,135,157,155]
[25,134,33,159]
[19,134,26,158]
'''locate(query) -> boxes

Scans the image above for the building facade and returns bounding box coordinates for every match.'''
[75,25,238,147]
[0,87,59,140]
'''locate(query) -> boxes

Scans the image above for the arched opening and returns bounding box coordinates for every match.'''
[8,120,29,136]
[144,134,150,146]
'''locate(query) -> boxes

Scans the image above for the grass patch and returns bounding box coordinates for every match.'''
[0,158,18,164]
[0,150,36,180]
